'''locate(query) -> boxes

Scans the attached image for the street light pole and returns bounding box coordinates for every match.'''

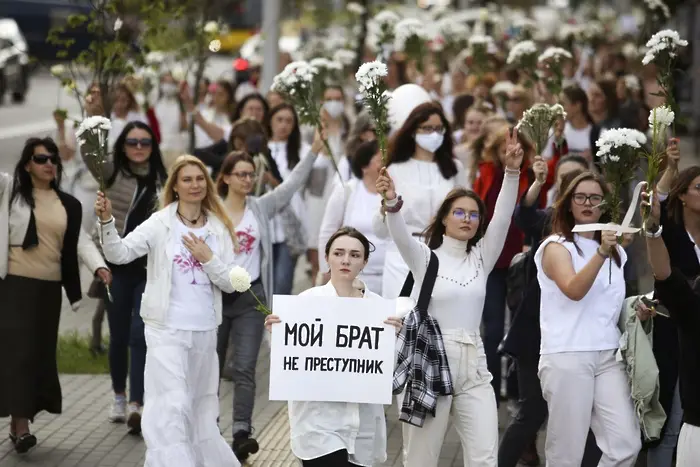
[261,0,281,92]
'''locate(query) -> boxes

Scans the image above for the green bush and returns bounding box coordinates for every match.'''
[57,332,109,375]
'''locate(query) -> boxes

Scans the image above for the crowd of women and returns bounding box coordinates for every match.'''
[0,7,698,467]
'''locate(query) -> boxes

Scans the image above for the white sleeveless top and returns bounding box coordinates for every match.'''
[534,234,626,355]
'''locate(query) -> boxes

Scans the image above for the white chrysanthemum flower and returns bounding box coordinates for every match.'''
[355,61,389,93]
[373,10,401,28]
[113,18,123,32]
[393,18,428,52]
[538,46,573,63]
[203,21,219,34]
[468,35,493,47]
[310,57,342,71]
[648,105,675,129]
[437,17,469,40]
[171,65,186,82]
[76,116,111,139]
[50,64,66,77]
[229,266,252,293]
[557,24,581,41]
[333,49,357,66]
[512,17,537,30]
[642,29,688,66]
[347,2,365,15]
[506,40,538,65]
[491,81,515,96]
[271,61,318,92]
[145,51,165,66]
[643,0,671,19]
[596,128,648,162]
[623,74,641,91]
[621,42,640,59]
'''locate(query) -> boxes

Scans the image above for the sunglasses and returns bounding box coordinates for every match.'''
[32,154,59,165]
[125,138,153,148]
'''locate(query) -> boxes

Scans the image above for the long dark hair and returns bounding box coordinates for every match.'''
[232,93,269,124]
[388,102,458,179]
[595,79,620,123]
[423,187,487,253]
[11,137,63,207]
[551,171,621,267]
[266,103,301,170]
[562,85,592,124]
[668,166,700,225]
[216,151,255,198]
[108,121,168,188]
[324,226,374,261]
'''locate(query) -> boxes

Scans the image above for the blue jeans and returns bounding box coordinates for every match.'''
[482,267,508,402]
[273,242,298,295]
[648,380,683,467]
[106,268,146,405]
[217,282,266,434]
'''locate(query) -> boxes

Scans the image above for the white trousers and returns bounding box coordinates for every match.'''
[142,326,241,467]
[539,350,641,467]
[677,423,700,467]
[401,330,499,467]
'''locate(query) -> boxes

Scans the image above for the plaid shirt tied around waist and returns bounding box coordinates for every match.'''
[392,251,454,427]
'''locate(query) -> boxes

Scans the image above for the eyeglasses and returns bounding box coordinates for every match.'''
[231,171,256,181]
[32,154,59,165]
[572,193,604,206]
[452,208,480,222]
[417,125,446,134]
[125,138,153,148]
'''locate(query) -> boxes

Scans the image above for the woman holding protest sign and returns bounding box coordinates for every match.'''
[375,128,523,466]
[264,227,402,467]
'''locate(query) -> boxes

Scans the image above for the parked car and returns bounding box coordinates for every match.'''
[0,0,92,61]
[0,18,29,103]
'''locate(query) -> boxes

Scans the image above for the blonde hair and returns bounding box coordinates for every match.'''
[162,155,238,250]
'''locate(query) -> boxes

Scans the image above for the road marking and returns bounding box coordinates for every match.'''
[0,119,56,140]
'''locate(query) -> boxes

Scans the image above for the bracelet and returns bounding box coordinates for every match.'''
[596,247,609,259]
[383,196,403,213]
[505,168,521,176]
[99,216,115,225]
[644,224,663,239]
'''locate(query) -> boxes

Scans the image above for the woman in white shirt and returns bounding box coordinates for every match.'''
[94,155,241,467]
[263,226,402,466]
[180,80,235,151]
[375,128,523,466]
[318,140,386,293]
[110,83,148,149]
[373,101,467,298]
[267,103,311,295]
[534,171,641,467]
[155,72,187,164]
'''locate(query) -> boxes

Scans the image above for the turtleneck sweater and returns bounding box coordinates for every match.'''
[385,172,519,330]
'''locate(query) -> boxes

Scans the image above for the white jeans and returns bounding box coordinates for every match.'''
[142,326,241,467]
[539,350,641,467]
[677,423,700,467]
[401,330,499,467]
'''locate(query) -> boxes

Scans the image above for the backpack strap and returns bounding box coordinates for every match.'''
[399,252,439,315]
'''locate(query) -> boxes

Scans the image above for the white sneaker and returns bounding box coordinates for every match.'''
[109,396,127,423]
[126,403,142,434]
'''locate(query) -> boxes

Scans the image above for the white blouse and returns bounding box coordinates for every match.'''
[288,282,387,466]
[268,140,310,244]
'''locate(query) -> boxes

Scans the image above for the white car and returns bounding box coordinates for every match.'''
[0,18,29,103]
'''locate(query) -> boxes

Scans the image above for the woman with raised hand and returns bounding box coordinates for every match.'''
[0,137,108,454]
[94,155,240,467]
[264,227,402,467]
[535,171,641,466]
[375,129,523,466]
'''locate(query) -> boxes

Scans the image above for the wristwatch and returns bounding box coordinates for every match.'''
[644,224,663,238]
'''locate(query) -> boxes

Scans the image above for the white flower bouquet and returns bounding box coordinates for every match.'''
[76,116,111,243]
[506,40,539,87]
[537,46,573,97]
[515,103,566,155]
[309,57,344,85]
[229,266,271,315]
[271,61,343,182]
[370,10,401,57]
[641,105,675,229]
[347,2,366,16]
[466,35,495,77]
[393,18,430,73]
[577,21,605,48]
[596,128,646,281]
[432,18,469,63]
[333,49,357,68]
[356,61,391,165]
[642,29,688,127]
[643,0,671,24]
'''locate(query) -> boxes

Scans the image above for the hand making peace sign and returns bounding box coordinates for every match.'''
[504,127,525,171]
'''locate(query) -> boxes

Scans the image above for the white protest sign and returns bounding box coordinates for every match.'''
[269,294,396,405]
[573,181,645,235]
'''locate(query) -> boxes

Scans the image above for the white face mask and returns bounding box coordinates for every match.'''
[323,100,345,119]
[415,132,444,153]
[161,83,178,97]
